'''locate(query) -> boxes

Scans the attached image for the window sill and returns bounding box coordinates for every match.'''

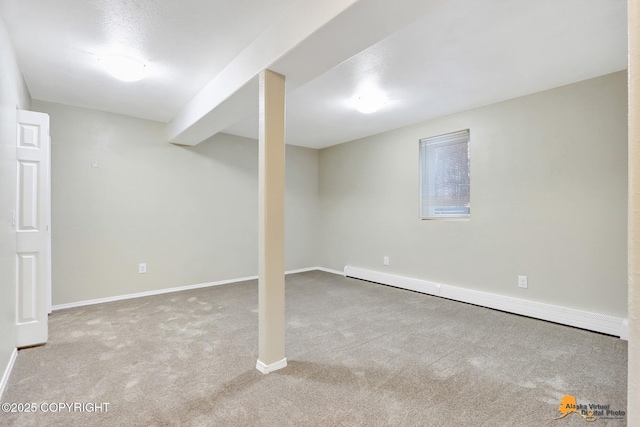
[420,217,470,221]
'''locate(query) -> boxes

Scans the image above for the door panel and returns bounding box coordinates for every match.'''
[17,253,38,323]
[17,160,40,230]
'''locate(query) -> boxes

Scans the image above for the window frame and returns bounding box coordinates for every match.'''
[419,129,471,220]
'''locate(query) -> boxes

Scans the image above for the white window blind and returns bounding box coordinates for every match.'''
[419,130,470,219]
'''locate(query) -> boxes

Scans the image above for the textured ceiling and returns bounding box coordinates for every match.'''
[226,0,628,148]
[0,0,296,121]
[0,0,628,149]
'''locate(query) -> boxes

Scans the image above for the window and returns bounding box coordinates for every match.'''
[419,129,470,219]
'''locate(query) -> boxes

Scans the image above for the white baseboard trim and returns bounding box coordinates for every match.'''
[52,267,343,311]
[284,267,318,274]
[620,319,629,341]
[52,274,260,311]
[0,348,18,399]
[256,357,287,374]
[314,266,345,276]
[344,266,626,338]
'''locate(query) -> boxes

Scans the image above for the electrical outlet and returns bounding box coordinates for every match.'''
[518,275,528,289]
[91,158,98,168]
[383,256,389,266]
[139,263,147,274]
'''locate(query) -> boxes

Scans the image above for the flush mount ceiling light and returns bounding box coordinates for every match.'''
[352,90,388,114]
[98,55,149,82]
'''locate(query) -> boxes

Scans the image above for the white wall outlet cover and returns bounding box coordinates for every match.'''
[91,159,98,168]
[518,275,528,288]
[383,256,389,266]
[139,263,147,274]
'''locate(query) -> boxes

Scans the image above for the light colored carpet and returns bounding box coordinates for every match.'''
[2,271,627,426]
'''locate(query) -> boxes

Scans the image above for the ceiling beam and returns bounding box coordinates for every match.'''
[167,0,442,146]
[166,0,359,145]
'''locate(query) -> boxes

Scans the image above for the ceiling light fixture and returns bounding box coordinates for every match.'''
[352,91,388,114]
[99,55,149,82]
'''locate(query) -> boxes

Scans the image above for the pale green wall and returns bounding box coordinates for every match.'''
[319,72,628,318]
[32,101,318,305]
[286,141,319,269]
[0,15,31,383]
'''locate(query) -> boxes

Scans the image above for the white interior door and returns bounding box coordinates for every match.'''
[15,109,50,348]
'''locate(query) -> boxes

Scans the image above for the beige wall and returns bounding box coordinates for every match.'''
[0,15,31,382]
[286,140,319,271]
[319,71,628,318]
[32,101,318,305]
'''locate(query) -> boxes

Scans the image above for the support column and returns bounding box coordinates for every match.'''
[256,69,287,374]
[629,0,640,423]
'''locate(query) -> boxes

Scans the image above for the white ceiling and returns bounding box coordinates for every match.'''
[0,0,297,121]
[0,0,628,149]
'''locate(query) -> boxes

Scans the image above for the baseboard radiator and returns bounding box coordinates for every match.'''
[344,266,627,339]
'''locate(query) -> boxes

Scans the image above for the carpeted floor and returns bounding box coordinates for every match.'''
[1,271,628,426]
